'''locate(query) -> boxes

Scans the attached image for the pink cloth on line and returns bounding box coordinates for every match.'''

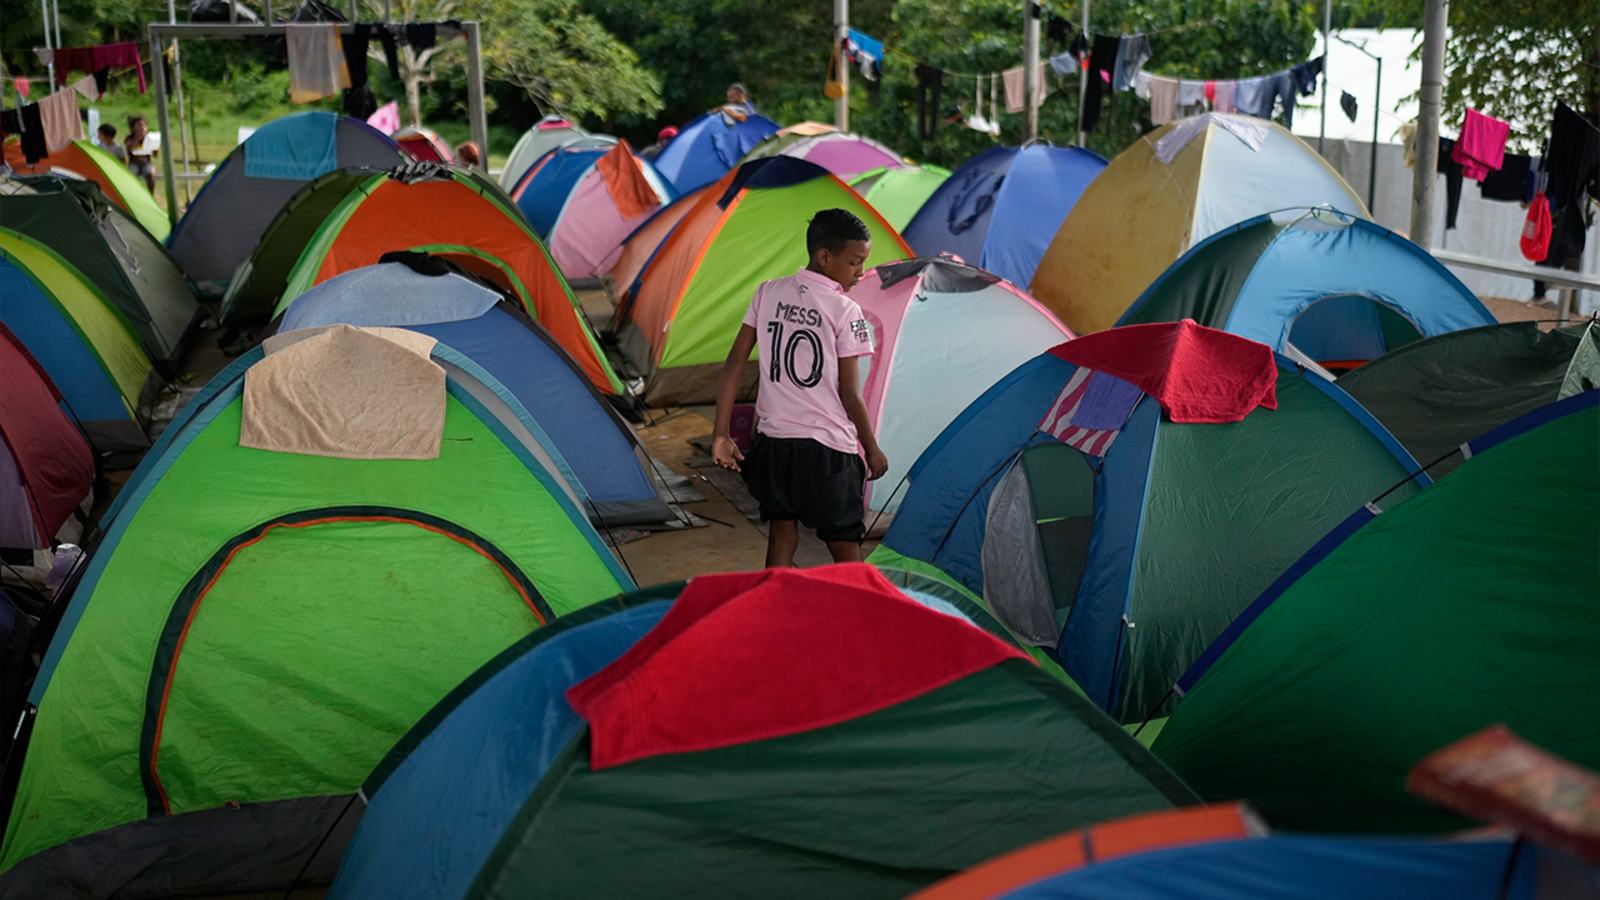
[93,42,147,93]
[740,267,875,455]
[1452,108,1509,182]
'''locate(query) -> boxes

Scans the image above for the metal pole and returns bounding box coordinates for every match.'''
[150,33,179,226]
[834,0,849,130]
[1411,0,1447,249]
[1370,58,1380,213]
[464,22,489,171]
[1318,0,1330,153]
[41,0,54,90]
[1022,0,1040,144]
[51,0,61,47]
[1076,0,1090,146]
[173,40,193,204]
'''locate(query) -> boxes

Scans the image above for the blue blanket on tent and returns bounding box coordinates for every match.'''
[244,112,340,180]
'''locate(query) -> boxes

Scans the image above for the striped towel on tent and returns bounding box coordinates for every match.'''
[1039,367,1144,457]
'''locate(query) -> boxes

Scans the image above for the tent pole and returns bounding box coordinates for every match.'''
[1076,0,1089,146]
[464,22,489,171]
[834,0,849,130]
[150,32,179,226]
[1317,0,1330,153]
[1370,57,1380,213]
[41,0,55,91]
[1410,0,1447,249]
[1022,0,1040,144]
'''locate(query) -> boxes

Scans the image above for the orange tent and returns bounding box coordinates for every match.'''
[3,138,170,239]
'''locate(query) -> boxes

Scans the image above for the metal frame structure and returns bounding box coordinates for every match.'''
[147,19,489,226]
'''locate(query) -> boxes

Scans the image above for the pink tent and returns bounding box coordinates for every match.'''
[852,257,1074,514]
[742,127,908,179]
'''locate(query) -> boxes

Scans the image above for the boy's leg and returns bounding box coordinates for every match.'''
[825,541,862,564]
[766,520,800,568]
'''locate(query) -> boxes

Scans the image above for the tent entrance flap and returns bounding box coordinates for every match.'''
[1287,294,1425,365]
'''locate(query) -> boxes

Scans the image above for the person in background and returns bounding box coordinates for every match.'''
[124,116,157,192]
[95,124,126,163]
[726,82,757,115]
[454,141,481,168]
[710,208,888,568]
[640,126,677,161]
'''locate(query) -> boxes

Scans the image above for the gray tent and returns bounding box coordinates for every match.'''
[499,116,615,190]
[167,112,405,294]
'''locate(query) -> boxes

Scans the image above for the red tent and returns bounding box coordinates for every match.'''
[0,323,93,549]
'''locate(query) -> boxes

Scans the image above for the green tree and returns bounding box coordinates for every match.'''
[479,0,662,123]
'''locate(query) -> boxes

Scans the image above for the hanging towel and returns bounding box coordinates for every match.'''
[37,88,83,153]
[1212,80,1236,114]
[1148,75,1179,125]
[13,78,30,101]
[92,42,146,93]
[1154,112,1268,164]
[1048,319,1277,423]
[1112,34,1150,91]
[1038,368,1143,457]
[245,109,340,179]
[1452,108,1510,180]
[1001,64,1047,114]
[286,23,351,104]
[566,565,1025,770]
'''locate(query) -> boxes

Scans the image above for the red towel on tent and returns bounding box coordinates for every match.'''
[1048,319,1277,424]
[567,564,1025,770]
[595,139,659,221]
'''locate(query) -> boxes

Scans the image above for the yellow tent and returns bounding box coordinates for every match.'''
[1030,115,1368,335]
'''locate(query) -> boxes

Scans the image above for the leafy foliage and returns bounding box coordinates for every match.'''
[478,0,661,121]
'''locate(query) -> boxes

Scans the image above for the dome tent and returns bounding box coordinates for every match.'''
[499,115,613,190]
[901,144,1106,289]
[327,565,1195,900]
[167,112,404,293]
[869,323,1425,722]
[849,163,952,231]
[0,325,632,896]
[274,260,683,527]
[0,322,93,550]
[2,138,171,239]
[0,178,202,373]
[611,156,911,406]
[1031,113,1369,335]
[393,125,456,163]
[219,164,625,397]
[1151,392,1599,833]
[509,141,675,284]
[1117,210,1495,367]
[652,106,780,193]
[849,257,1073,514]
[740,123,909,178]
[0,228,155,451]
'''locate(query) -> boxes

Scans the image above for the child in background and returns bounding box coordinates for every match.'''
[95,124,126,162]
[711,208,888,568]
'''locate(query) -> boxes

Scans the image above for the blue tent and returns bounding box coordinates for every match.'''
[869,344,1426,722]
[652,108,780,193]
[277,263,680,527]
[510,146,611,238]
[1118,212,1498,366]
[901,144,1106,288]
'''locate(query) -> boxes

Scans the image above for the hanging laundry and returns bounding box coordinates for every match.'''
[0,110,20,141]
[52,48,96,86]
[1080,34,1120,134]
[92,67,109,95]
[1047,15,1073,47]
[375,24,402,80]
[1048,52,1077,78]
[1542,101,1599,260]
[16,104,48,163]
[13,78,30,100]
[915,63,943,140]
[1451,108,1509,180]
[1438,137,1464,230]
[32,48,53,68]
[1340,91,1358,122]
[1176,79,1206,113]
[1068,32,1089,63]
[1520,192,1552,262]
[1147,75,1179,125]
[1479,153,1531,201]
[1266,72,1296,126]
[70,75,99,102]
[1112,34,1150,92]
[92,42,146,92]
[37,88,84,153]
[1001,64,1047,114]
[342,25,372,90]
[847,29,883,81]
[286,23,351,105]
[1212,80,1235,114]
[1131,70,1152,99]
[404,24,437,51]
[1290,56,1324,96]
[1233,77,1267,119]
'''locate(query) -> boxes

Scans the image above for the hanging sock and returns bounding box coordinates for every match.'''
[287,23,351,104]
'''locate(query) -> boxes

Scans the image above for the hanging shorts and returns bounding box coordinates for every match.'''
[741,435,866,543]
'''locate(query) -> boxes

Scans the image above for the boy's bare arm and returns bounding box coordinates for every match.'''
[837,356,888,480]
[711,325,758,471]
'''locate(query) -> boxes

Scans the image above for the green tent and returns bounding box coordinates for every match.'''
[326,566,1195,900]
[1150,392,1600,833]
[849,164,951,232]
[0,178,201,371]
[0,325,632,894]
[1336,320,1600,477]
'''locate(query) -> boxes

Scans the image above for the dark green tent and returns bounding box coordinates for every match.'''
[1337,320,1600,476]
[1150,392,1600,833]
[0,178,201,372]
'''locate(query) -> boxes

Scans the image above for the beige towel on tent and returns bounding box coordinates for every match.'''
[242,325,445,460]
[286,23,351,104]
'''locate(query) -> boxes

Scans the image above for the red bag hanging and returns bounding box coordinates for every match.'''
[1521,191,1552,262]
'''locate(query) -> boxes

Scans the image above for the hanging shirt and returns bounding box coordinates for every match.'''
[1290,56,1324,96]
[1212,81,1236,114]
[1543,101,1600,261]
[1112,34,1150,92]
[1479,154,1531,201]
[92,42,146,93]
[740,267,874,456]
[1452,108,1510,180]
[1175,80,1206,112]
[286,23,351,105]
[1233,77,1267,118]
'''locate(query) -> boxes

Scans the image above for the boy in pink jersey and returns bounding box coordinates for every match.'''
[711,209,889,567]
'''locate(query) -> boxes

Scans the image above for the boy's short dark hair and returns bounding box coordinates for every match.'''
[98,124,116,138]
[807,208,871,257]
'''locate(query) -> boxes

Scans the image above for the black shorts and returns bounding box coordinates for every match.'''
[741,435,866,543]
